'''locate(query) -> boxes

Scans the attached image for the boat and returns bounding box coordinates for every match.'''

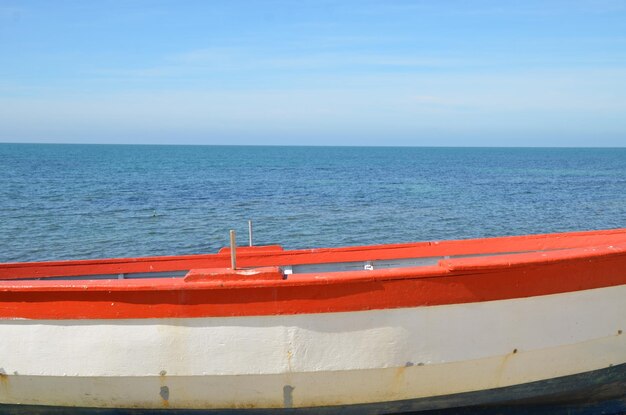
[1,228,626,414]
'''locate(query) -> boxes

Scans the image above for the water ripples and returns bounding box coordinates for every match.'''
[1,144,625,263]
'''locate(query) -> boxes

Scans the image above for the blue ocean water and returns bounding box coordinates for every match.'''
[0,144,625,263]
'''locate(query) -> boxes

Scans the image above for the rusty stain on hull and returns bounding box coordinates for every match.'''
[392,365,408,395]
[495,349,519,387]
[0,368,10,399]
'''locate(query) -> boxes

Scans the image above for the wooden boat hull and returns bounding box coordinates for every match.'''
[1,284,625,412]
[1,229,626,413]
[1,366,626,414]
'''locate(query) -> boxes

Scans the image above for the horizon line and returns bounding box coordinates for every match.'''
[1,141,625,150]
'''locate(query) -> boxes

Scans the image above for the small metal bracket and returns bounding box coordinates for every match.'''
[248,220,253,247]
[229,230,237,269]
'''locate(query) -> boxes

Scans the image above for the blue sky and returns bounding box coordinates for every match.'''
[1,0,625,146]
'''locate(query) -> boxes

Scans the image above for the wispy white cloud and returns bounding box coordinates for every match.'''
[355,0,626,17]
[410,95,466,107]
[264,53,454,69]
[2,66,626,144]
[171,46,456,68]
[89,47,460,82]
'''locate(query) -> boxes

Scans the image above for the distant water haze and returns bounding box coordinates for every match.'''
[1,144,625,263]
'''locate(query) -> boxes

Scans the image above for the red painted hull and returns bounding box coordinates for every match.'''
[1,228,626,320]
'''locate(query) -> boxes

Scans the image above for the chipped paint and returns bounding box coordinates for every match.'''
[159,369,169,407]
[282,385,294,408]
[159,386,169,407]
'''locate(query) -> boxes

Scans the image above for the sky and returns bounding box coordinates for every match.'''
[1,0,625,146]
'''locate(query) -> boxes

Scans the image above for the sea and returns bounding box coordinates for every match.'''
[1,144,626,263]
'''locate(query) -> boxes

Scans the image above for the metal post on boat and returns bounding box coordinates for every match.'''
[229,230,237,269]
[248,220,253,247]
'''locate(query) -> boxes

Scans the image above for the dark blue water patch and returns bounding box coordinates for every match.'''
[1,144,625,263]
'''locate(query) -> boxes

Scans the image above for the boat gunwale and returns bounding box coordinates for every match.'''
[1,241,625,293]
[3,228,626,270]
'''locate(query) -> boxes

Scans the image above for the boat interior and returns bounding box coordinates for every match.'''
[1,228,625,282]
